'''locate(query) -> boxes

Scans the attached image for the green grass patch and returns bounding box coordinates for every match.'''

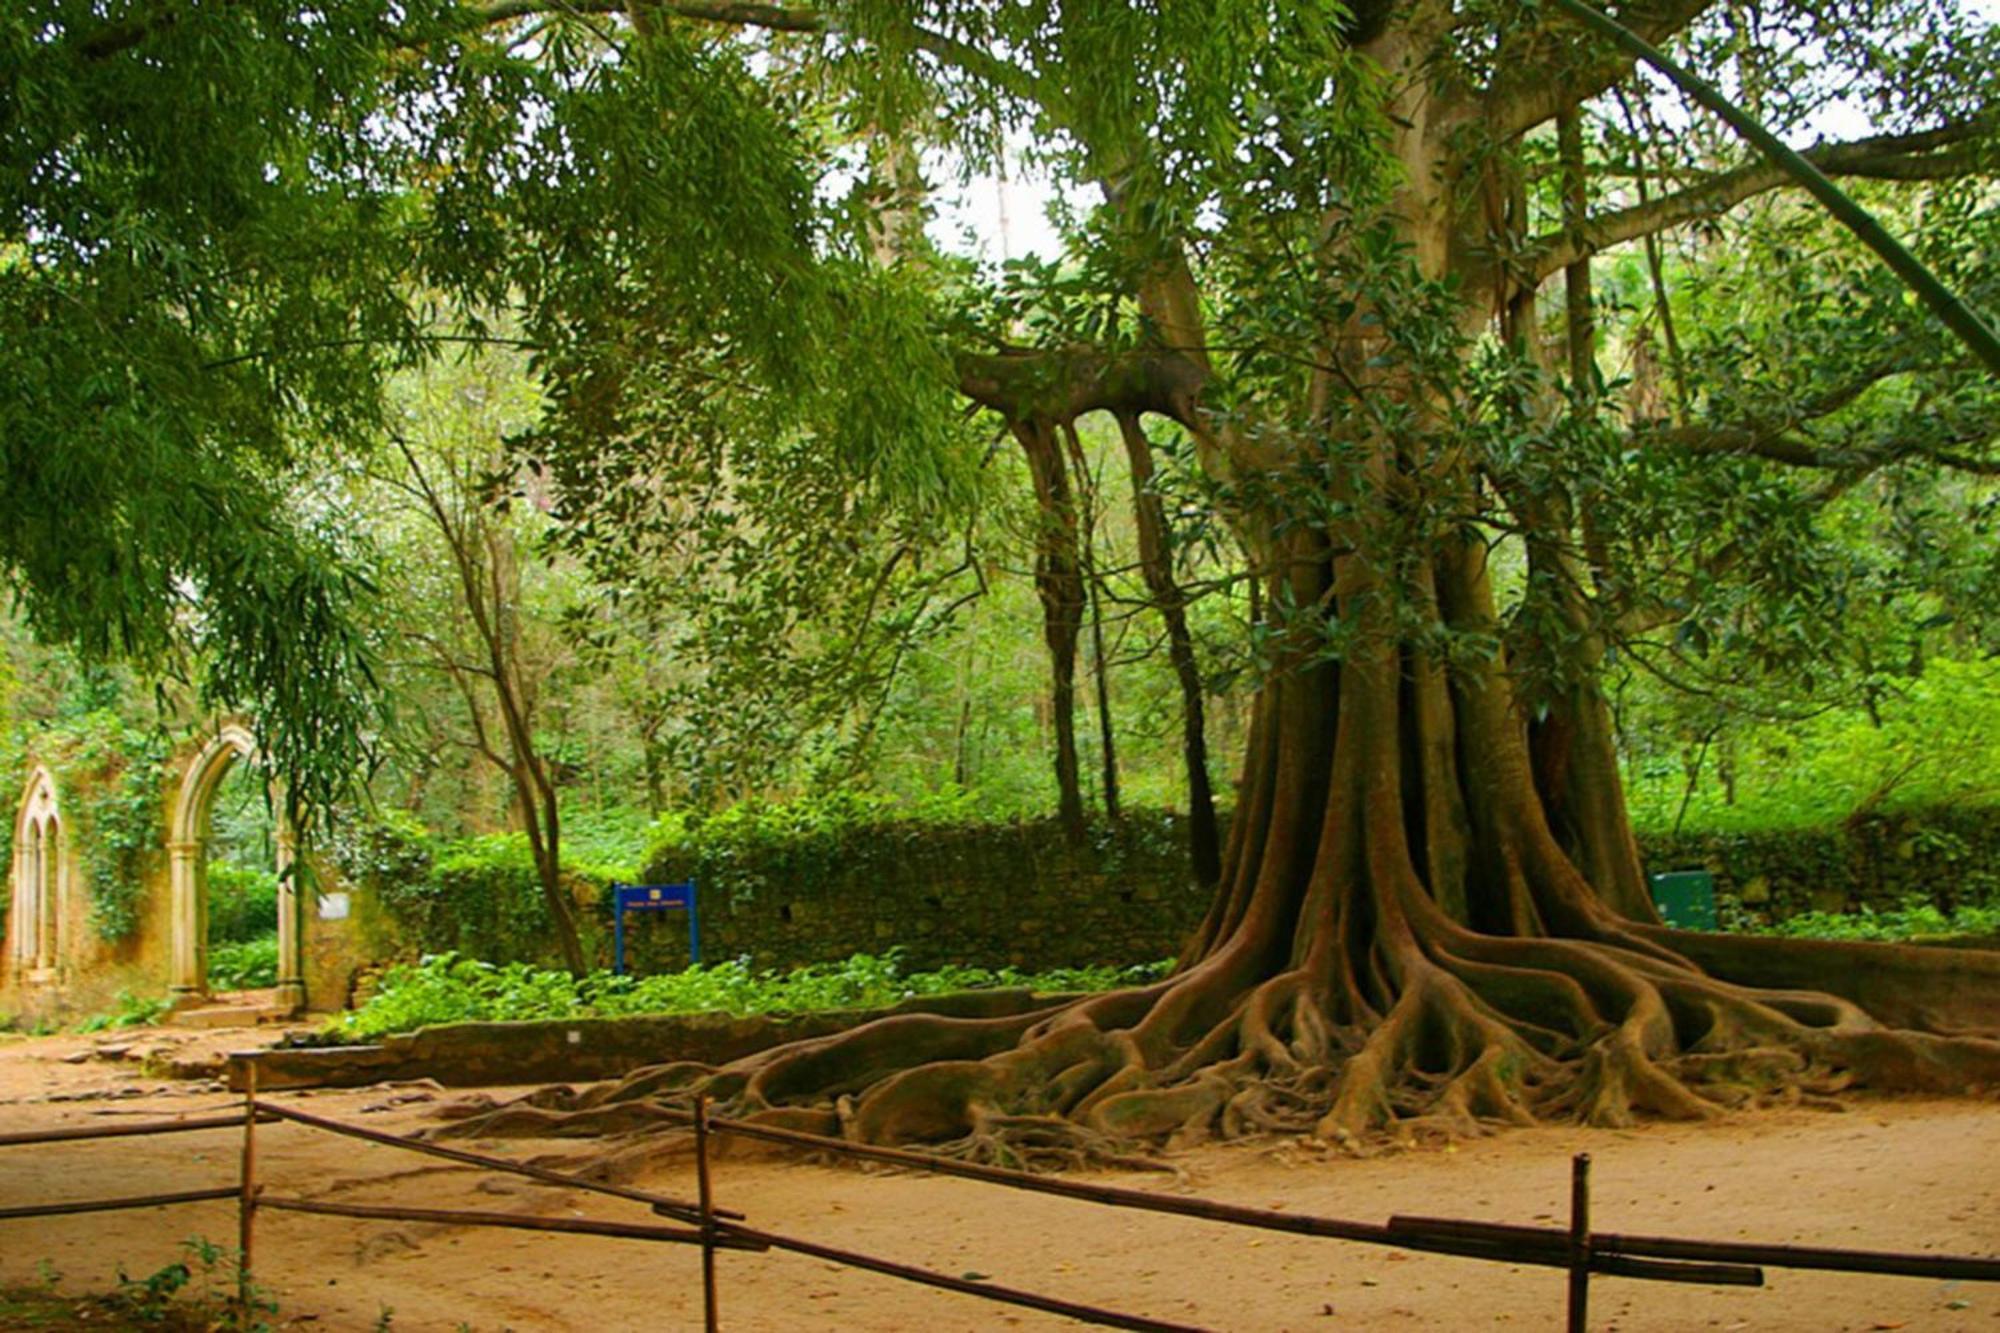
[328,950,1170,1042]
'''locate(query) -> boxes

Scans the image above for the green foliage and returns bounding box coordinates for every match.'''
[1731,897,2000,943]
[206,865,279,945]
[329,949,1171,1041]
[79,736,166,943]
[641,792,1195,915]
[642,789,978,900]
[100,1237,272,1331]
[209,933,280,991]
[24,706,171,944]
[0,2,413,826]
[331,816,625,969]
[381,832,556,964]
[74,989,171,1033]
[1626,658,2000,834]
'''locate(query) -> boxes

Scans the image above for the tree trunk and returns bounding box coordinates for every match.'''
[1063,421,1121,821]
[1015,420,1087,840]
[1117,412,1221,886]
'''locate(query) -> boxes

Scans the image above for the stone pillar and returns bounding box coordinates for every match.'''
[38,820,57,964]
[274,822,304,1015]
[15,838,33,972]
[168,839,205,998]
[3,839,15,970]
[31,828,53,974]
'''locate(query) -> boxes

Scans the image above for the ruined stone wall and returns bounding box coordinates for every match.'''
[613,805,1998,975]
[15,783,1995,1022]
[1638,806,1999,923]
[0,756,176,1027]
[629,813,1212,974]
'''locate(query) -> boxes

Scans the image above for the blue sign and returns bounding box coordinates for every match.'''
[612,881,700,975]
[1647,869,1718,931]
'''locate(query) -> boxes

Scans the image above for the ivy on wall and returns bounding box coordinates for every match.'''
[331,812,623,969]
[47,713,169,943]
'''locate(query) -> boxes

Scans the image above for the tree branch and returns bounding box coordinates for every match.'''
[1527,123,1991,281]
[954,345,1208,427]
[1471,0,1717,142]
[474,0,819,31]
[468,2,1058,113]
[1636,359,1998,475]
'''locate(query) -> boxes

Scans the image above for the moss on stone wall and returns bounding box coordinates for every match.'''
[631,811,1207,973]
[1640,806,2000,924]
[345,804,1999,975]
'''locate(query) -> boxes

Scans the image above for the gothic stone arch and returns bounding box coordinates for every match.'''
[168,725,303,1012]
[8,766,63,981]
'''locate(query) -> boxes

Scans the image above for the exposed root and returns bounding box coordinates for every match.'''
[431,925,2000,1179]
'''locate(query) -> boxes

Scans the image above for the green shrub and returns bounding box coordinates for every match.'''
[328,949,1171,1041]
[74,990,171,1033]
[639,793,1191,919]
[25,709,171,943]
[209,933,280,989]
[331,815,624,969]
[1733,897,2000,943]
[206,864,279,944]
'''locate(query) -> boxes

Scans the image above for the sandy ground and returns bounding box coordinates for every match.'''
[1,1023,1996,1332]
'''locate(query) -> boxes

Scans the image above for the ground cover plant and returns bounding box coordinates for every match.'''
[2,0,1995,1173]
[328,951,1173,1041]
[72,990,172,1035]
[1734,899,2000,944]
[1,1240,268,1332]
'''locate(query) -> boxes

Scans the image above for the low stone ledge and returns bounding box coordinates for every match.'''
[226,987,1055,1091]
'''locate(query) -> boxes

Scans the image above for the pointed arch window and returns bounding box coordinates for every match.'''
[10,769,61,976]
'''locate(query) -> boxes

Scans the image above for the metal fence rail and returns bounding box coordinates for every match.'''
[3,1051,1996,1333]
[0,1186,241,1221]
[0,1110,274,1146]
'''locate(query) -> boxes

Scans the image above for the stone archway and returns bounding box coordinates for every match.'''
[8,767,63,981]
[168,725,302,1012]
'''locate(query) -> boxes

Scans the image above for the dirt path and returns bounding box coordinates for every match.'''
[2,1025,1995,1331]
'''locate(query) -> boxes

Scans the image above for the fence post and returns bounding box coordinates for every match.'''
[696,1093,719,1332]
[1567,1153,1592,1333]
[238,1058,260,1311]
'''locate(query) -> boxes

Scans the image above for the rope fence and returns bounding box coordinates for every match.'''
[1,1052,1994,1332]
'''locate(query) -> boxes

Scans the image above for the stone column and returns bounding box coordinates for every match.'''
[3,839,16,970]
[168,839,205,998]
[274,822,304,1015]
[42,823,61,972]
[31,829,52,974]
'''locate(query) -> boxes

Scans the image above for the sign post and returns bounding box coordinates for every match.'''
[612,881,700,976]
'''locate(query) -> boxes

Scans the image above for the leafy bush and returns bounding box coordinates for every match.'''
[74,990,172,1033]
[21,708,171,943]
[330,815,623,969]
[1734,897,2000,943]
[328,949,1171,1041]
[639,792,1192,921]
[209,933,280,989]
[1627,658,2000,835]
[206,864,279,944]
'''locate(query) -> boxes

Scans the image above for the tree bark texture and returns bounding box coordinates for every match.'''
[1117,411,1222,886]
[1014,419,1088,841]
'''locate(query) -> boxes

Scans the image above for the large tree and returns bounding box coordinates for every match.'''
[8,0,1999,1157]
